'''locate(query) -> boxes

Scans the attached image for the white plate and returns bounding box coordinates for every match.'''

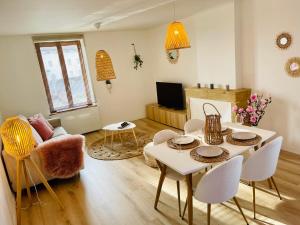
[232,132,256,140]
[196,146,223,157]
[172,136,195,145]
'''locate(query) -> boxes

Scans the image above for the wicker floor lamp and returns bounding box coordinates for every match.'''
[0,117,63,225]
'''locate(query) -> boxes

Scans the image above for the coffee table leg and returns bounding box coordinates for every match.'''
[111,131,114,149]
[132,128,138,148]
[118,131,123,144]
[104,130,107,146]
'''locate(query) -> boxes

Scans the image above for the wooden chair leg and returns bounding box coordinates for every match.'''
[267,178,273,189]
[207,203,211,225]
[271,176,282,200]
[182,198,187,219]
[252,181,256,219]
[154,165,166,209]
[176,181,181,217]
[233,197,249,225]
[22,161,32,206]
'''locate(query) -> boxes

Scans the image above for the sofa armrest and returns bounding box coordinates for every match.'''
[48,118,61,128]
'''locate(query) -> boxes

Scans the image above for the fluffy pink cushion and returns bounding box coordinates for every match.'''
[28,114,54,141]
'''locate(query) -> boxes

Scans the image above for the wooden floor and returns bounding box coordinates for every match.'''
[21,118,300,225]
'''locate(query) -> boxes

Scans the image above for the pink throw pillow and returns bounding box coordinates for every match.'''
[29,113,54,130]
[28,114,54,141]
[18,115,43,145]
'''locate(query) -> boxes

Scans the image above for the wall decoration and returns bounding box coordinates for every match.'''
[166,49,179,64]
[131,43,143,70]
[95,50,116,81]
[285,57,300,77]
[276,32,292,49]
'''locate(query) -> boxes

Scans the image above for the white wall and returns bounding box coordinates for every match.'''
[0,31,155,134]
[239,0,300,154]
[147,0,237,91]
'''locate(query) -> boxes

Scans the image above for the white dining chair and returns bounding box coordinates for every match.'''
[150,129,185,217]
[241,136,283,219]
[184,119,205,134]
[182,156,248,225]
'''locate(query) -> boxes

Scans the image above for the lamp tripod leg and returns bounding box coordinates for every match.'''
[16,159,22,225]
[22,160,32,206]
[27,158,64,209]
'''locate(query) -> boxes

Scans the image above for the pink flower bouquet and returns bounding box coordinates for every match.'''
[232,94,272,126]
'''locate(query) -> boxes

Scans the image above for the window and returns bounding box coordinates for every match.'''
[35,40,95,113]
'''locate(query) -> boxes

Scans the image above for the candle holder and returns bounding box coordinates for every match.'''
[197,83,201,88]
[210,84,214,89]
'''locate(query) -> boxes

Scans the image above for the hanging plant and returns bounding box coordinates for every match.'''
[131,43,143,70]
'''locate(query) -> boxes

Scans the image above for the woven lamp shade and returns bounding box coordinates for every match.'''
[95,50,116,81]
[0,117,35,159]
[165,21,191,50]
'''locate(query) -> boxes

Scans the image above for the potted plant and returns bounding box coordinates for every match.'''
[232,94,272,126]
[131,43,143,70]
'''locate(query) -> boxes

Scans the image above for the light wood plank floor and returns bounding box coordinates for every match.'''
[21,118,300,225]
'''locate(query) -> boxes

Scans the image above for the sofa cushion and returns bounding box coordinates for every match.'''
[28,113,54,130]
[52,127,68,139]
[18,115,43,145]
[28,115,54,141]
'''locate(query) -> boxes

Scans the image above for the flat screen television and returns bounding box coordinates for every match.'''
[156,82,184,110]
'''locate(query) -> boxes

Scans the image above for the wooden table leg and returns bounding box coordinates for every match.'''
[118,131,123,144]
[104,130,107,146]
[186,174,193,225]
[111,131,114,149]
[132,128,138,148]
[154,161,166,209]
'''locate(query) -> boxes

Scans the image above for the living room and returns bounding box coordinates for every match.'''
[1,0,300,225]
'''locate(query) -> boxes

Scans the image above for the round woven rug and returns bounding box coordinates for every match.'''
[87,131,152,160]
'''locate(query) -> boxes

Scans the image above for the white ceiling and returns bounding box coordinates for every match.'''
[0,0,229,36]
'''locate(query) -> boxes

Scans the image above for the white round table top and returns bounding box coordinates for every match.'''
[103,122,136,131]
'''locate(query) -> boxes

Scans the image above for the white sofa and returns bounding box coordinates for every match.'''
[1,117,83,192]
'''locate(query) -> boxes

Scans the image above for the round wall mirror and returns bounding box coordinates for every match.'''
[276,32,292,49]
[166,49,179,64]
[285,57,300,77]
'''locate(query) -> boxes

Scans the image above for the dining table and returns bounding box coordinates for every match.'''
[144,122,276,225]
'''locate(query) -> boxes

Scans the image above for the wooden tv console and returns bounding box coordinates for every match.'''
[145,103,187,130]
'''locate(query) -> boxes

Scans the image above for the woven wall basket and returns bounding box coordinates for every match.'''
[95,50,116,81]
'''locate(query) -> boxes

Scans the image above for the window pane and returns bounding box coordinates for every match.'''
[40,46,69,110]
[62,45,88,105]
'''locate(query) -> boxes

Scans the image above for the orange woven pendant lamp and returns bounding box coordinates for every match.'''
[165,1,190,50]
[165,21,191,50]
[0,117,63,225]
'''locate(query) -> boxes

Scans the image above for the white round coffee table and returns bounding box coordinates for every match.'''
[102,122,138,149]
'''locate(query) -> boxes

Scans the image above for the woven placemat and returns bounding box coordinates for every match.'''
[226,133,262,146]
[222,128,233,136]
[167,139,200,150]
[190,147,229,163]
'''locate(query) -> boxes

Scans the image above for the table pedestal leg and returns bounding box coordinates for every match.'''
[186,174,193,225]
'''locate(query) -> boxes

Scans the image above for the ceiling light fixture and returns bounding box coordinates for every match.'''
[165,1,191,50]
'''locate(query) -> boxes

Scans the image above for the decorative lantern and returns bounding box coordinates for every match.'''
[203,103,224,145]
